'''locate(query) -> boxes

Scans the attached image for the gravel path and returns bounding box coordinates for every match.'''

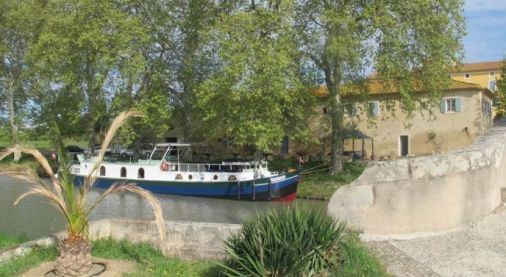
[368,205,506,276]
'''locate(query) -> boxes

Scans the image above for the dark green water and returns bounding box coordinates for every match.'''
[0,176,326,239]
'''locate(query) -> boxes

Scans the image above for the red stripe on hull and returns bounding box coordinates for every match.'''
[276,192,297,202]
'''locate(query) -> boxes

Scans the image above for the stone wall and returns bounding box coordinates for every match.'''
[328,120,506,239]
[0,219,241,263]
[87,219,241,260]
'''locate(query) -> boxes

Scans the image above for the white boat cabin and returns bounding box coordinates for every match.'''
[72,143,276,182]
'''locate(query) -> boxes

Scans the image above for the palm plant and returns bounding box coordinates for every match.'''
[0,110,166,276]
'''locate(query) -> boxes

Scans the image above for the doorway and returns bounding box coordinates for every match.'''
[400,135,409,157]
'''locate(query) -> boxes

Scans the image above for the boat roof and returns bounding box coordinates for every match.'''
[154,143,206,147]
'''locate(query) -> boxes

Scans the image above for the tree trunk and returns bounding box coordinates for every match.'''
[328,84,343,175]
[54,237,92,276]
[7,79,20,162]
[322,59,343,175]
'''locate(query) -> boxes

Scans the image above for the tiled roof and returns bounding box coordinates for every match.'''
[313,79,485,97]
[453,61,503,73]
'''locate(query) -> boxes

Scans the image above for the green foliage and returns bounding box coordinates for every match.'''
[333,233,388,277]
[0,239,220,277]
[295,0,465,174]
[197,1,313,151]
[26,0,149,146]
[220,207,346,276]
[495,59,506,118]
[298,162,366,200]
[0,246,57,277]
[0,232,27,251]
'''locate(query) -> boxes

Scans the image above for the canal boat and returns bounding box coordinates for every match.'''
[70,143,299,201]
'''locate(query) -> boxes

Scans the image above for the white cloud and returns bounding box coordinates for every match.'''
[465,0,506,12]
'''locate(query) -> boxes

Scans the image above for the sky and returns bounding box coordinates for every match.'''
[464,0,506,62]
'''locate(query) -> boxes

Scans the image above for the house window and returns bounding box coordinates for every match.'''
[465,73,470,79]
[344,103,357,116]
[482,100,492,116]
[441,97,462,113]
[99,166,106,176]
[489,80,497,91]
[368,101,380,117]
[138,168,145,179]
[322,107,328,114]
[120,167,127,178]
[446,98,456,112]
[490,71,495,77]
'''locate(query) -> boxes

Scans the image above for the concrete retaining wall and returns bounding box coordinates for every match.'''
[328,121,506,239]
[0,219,241,263]
[87,219,241,260]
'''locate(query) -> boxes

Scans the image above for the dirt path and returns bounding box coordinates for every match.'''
[19,258,136,277]
[367,205,506,276]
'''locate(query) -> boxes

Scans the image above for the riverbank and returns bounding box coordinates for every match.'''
[0,239,219,277]
[0,233,26,252]
[0,233,386,276]
[297,161,366,200]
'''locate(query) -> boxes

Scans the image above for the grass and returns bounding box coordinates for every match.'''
[298,161,366,200]
[0,247,57,277]
[0,236,386,277]
[0,239,220,277]
[0,138,86,151]
[0,233,27,252]
[92,239,220,277]
[335,233,389,277]
[0,231,385,277]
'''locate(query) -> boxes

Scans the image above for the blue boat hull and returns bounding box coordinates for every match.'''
[74,172,299,201]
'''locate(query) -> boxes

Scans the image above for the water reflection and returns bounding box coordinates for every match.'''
[0,176,326,239]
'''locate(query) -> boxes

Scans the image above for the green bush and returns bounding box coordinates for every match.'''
[219,207,346,277]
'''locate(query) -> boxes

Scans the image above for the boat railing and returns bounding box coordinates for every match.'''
[175,162,265,173]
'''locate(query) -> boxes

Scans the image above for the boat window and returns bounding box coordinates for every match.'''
[100,166,106,176]
[188,174,193,180]
[228,175,237,181]
[213,175,218,180]
[120,167,127,178]
[175,174,183,180]
[138,168,145,179]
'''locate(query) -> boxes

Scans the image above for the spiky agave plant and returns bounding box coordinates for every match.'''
[0,111,166,276]
[220,207,346,277]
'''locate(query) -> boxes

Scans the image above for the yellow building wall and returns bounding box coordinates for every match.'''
[451,70,501,90]
[342,89,493,160]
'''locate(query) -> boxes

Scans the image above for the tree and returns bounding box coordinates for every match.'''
[0,0,41,161]
[196,1,312,153]
[295,0,465,174]
[134,0,234,142]
[495,59,506,118]
[27,0,149,149]
[0,111,166,276]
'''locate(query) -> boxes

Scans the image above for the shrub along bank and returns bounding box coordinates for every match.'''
[0,209,386,276]
[220,207,386,276]
[270,159,366,200]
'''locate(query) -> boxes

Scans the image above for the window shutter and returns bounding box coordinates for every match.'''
[455,98,462,112]
[440,99,446,113]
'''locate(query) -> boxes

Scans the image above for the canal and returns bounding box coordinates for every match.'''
[0,176,326,239]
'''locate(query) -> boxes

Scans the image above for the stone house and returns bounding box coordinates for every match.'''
[304,79,494,160]
[451,61,502,92]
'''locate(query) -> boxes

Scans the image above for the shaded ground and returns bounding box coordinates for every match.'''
[367,205,506,276]
[20,258,136,277]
